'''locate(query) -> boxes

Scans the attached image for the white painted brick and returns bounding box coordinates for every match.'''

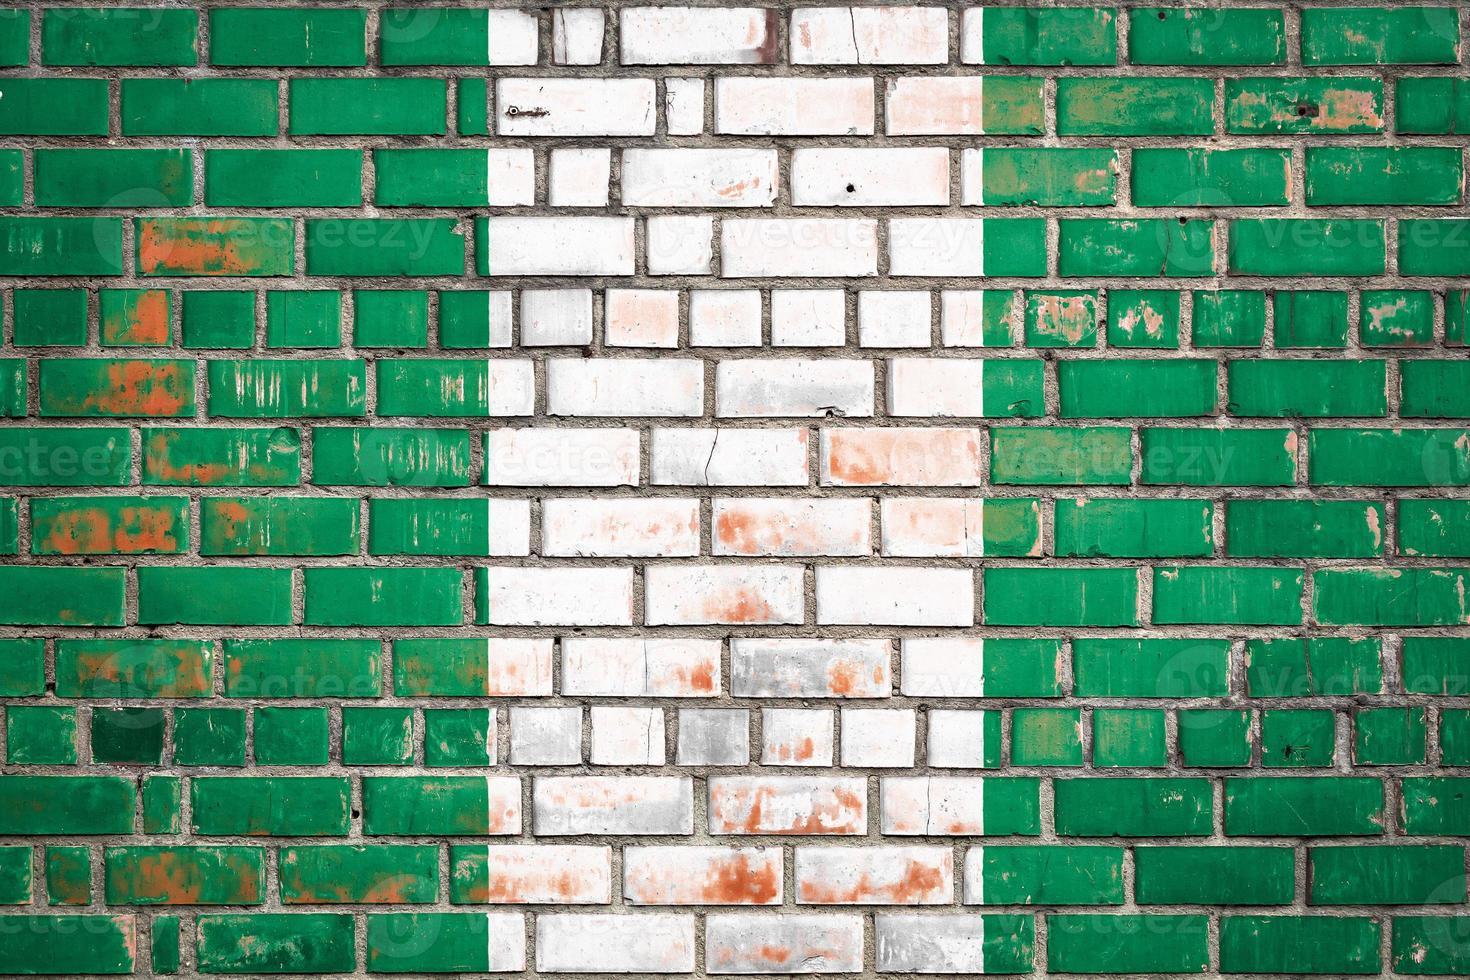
[650,428,809,486]
[542,497,700,557]
[715,359,873,418]
[820,427,985,487]
[840,707,916,767]
[706,913,864,974]
[605,288,680,348]
[621,8,777,65]
[690,289,762,347]
[876,913,989,973]
[624,845,782,905]
[482,216,635,276]
[552,7,605,65]
[546,358,704,417]
[942,289,1010,346]
[730,638,892,698]
[645,563,805,626]
[486,499,532,556]
[647,214,714,275]
[536,913,695,973]
[885,76,988,134]
[960,8,987,65]
[889,217,984,276]
[622,149,777,208]
[928,709,992,768]
[520,288,593,346]
[888,357,985,416]
[881,497,986,557]
[486,149,535,206]
[761,707,835,766]
[792,7,949,65]
[815,566,975,625]
[509,705,582,765]
[791,147,949,206]
[483,427,640,487]
[479,566,634,625]
[549,147,611,206]
[722,218,879,278]
[881,776,986,835]
[713,497,872,557]
[795,845,953,903]
[590,705,665,765]
[771,289,847,347]
[716,77,875,135]
[665,78,705,135]
[900,637,987,698]
[561,637,721,698]
[708,775,868,835]
[533,775,694,835]
[464,845,612,904]
[858,289,932,347]
[497,78,656,136]
[676,708,750,766]
[486,359,535,416]
[471,10,538,65]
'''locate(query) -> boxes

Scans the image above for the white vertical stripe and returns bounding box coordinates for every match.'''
[976,636,985,697]
[976,360,985,427]
[977,217,986,277]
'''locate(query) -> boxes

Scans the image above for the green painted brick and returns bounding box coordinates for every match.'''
[1363,290,1435,347]
[152,915,180,974]
[1306,147,1461,206]
[1092,708,1166,767]
[182,291,256,349]
[0,638,45,696]
[99,288,172,346]
[0,360,24,417]
[1134,147,1291,207]
[0,427,130,487]
[42,8,198,66]
[1401,777,1470,835]
[1402,637,1470,696]
[9,289,88,348]
[142,775,181,834]
[972,148,1116,206]
[355,290,430,348]
[142,426,301,487]
[90,706,165,764]
[1273,290,1348,348]
[1260,709,1335,768]
[305,219,465,277]
[458,78,489,135]
[35,148,192,208]
[138,566,293,625]
[201,496,359,556]
[377,359,504,416]
[990,426,1132,485]
[1314,567,1469,626]
[196,913,355,974]
[206,150,363,207]
[971,8,1116,65]
[173,708,246,767]
[312,427,472,487]
[191,777,350,837]
[122,79,278,136]
[1143,426,1296,487]
[39,358,195,418]
[1311,845,1465,905]
[0,217,124,276]
[0,495,15,550]
[366,912,509,972]
[1310,428,1470,487]
[1174,709,1253,766]
[0,9,28,66]
[1129,7,1285,65]
[1024,290,1098,348]
[1057,78,1215,135]
[972,846,1122,905]
[266,291,340,348]
[1354,707,1426,766]
[1225,777,1385,836]
[0,915,136,974]
[7,706,78,764]
[425,709,494,767]
[1221,916,1380,975]
[209,8,367,67]
[1072,638,1228,697]
[1059,358,1216,417]
[30,495,189,556]
[304,567,464,626]
[1227,358,1385,417]
[342,707,414,766]
[1055,777,1212,837]
[1154,565,1303,625]
[290,78,446,135]
[137,217,294,277]
[1401,219,1470,276]
[223,638,380,699]
[1397,77,1470,134]
[369,498,499,556]
[254,708,330,766]
[1048,914,1208,973]
[1246,637,1382,698]
[105,846,262,905]
[46,848,93,906]
[1230,219,1385,276]
[1011,707,1082,766]
[280,845,438,904]
[1055,499,1213,559]
[1137,846,1294,905]
[374,149,494,206]
[0,566,125,626]
[0,776,134,834]
[0,149,20,206]
[1302,7,1461,65]
[208,359,367,418]
[0,846,29,904]
[984,567,1139,626]
[1393,915,1470,975]
[56,638,212,699]
[1401,499,1470,557]
[380,8,497,65]
[0,79,109,135]
[1059,219,1215,277]
[1105,290,1179,348]
[1226,500,1385,558]
[361,776,514,836]
[1192,289,1266,348]
[980,217,1047,275]
[1226,77,1384,134]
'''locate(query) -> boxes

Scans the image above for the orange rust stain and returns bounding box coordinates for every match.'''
[714,508,759,553]
[1032,293,1094,344]
[680,658,718,693]
[137,219,266,276]
[39,504,181,555]
[798,858,946,904]
[701,586,775,624]
[827,659,858,696]
[105,290,170,345]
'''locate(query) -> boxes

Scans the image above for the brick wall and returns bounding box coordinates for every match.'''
[1,2,1469,976]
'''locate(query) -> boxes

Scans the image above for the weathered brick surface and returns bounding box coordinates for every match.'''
[0,2,1468,976]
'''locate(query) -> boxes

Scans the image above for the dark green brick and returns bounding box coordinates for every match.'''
[1401,777,1470,835]
[206,150,362,207]
[1055,778,1212,837]
[254,708,330,766]
[143,426,301,487]
[1129,7,1285,65]
[139,567,292,626]
[0,846,29,904]
[971,8,1116,65]
[1225,777,1385,836]
[425,709,494,767]
[369,499,497,556]
[1229,220,1385,276]
[374,149,494,207]
[1143,427,1296,486]
[1154,566,1303,624]
[1311,845,1465,905]
[1310,428,1470,487]
[1192,289,1265,347]
[1055,498,1212,558]
[972,846,1122,905]
[0,217,123,276]
[42,8,197,66]
[173,708,246,767]
[1401,219,1470,276]
[1011,708,1082,766]
[91,707,165,765]
[0,566,126,625]
[354,290,430,348]
[1228,358,1385,416]
[1057,78,1215,135]
[0,10,28,66]
[1302,7,1461,65]
[1059,219,1215,277]
[1093,708,1166,767]
[1364,291,1436,348]
[304,567,464,626]
[1227,500,1385,558]
[974,148,1117,207]
[7,706,78,764]
[1306,147,1462,206]
[1221,916,1380,975]
[1246,637,1382,697]
[1314,567,1469,626]
[1401,499,1470,558]
[0,638,44,696]
[1178,709,1252,768]
[1024,290,1098,348]
[1059,359,1215,417]
[342,707,413,766]
[1048,915,1208,973]
[143,775,180,834]
[0,915,136,974]
[1397,77,1470,134]
[1402,361,1470,418]
[36,149,192,208]
[1402,637,1470,696]
[122,79,278,136]
[196,913,355,973]
[1073,638,1228,698]
[1393,916,1470,975]
[200,496,359,556]
[306,219,465,277]
[55,638,212,699]
[280,844,437,905]
[207,360,366,418]
[191,777,350,837]
[984,567,1139,626]
[1136,846,1293,905]
[1105,290,1179,348]
[1354,707,1426,766]
[312,427,472,487]
[209,8,366,67]
[1261,709,1336,768]
[0,79,109,135]
[290,78,446,135]
[265,291,340,349]
[182,291,255,349]
[223,638,380,699]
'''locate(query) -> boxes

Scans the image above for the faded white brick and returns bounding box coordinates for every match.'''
[706,913,864,974]
[730,638,892,698]
[621,8,778,65]
[478,566,634,625]
[497,78,656,136]
[561,638,723,697]
[622,149,777,208]
[547,358,704,417]
[881,776,987,835]
[548,147,611,206]
[533,776,694,835]
[676,708,750,766]
[876,913,989,973]
[791,147,949,206]
[542,498,700,557]
[645,563,805,626]
[535,913,695,973]
[665,78,706,135]
[889,217,984,276]
[887,357,985,416]
[590,706,665,765]
[690,289,762,347]
[647,214,714,275]
[650,428,810,486]
[840,708,917,767]
[520,288,593,346]
[795,845,953,903]
[716,77,875,135]
[605,288,680,348]
[482,427,640,487]
[482,216,635,276]
[881,498,986,557]
[858,290,932,347]
[510,705,583,765]
[715,359,873,418]
[792,7,949,64]
[762,707,835,767]
[722,218,879,278]
[815,566,975,625]
[552,7,605,65]
[713,497,872,557]
[771,289,847,347]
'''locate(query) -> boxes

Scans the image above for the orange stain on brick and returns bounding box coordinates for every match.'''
[104,290,170,345]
